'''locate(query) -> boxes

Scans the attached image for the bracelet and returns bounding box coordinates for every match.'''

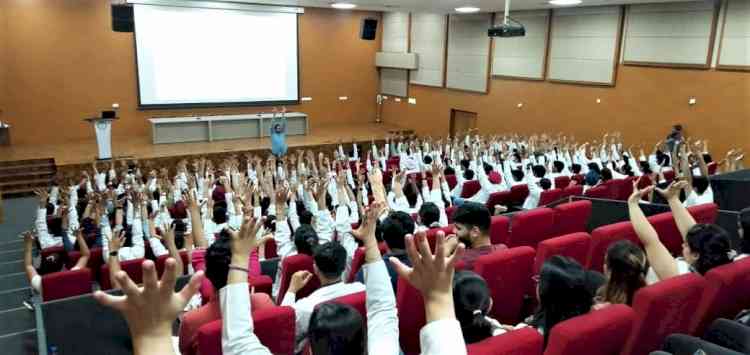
[229,265,250,273]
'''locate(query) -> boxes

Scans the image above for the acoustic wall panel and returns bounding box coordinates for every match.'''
[548,6,622,86]
[375,52,418,69]
[718,0,750,70]
[410,13,447,87]
[623,1,718,67]
[380,12,410,97]
[492,10,550,80]
[446,13,493,93]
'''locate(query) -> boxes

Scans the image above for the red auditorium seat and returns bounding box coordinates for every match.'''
[586,221,640,272]
[264,239,278,259]
[346,244,389,282]
[533,233,591,275]
[570,174,585,186]
[554,176,571,190]
[66,247,103,281]
[326,291,366,318]
[41,268,92,301]
[197,306,296,355]
[426,225,455,252]
[446,206,457,224]
[636,175,653,190]
[544,304,635,355]
[41,246,65,260]
[663,170,676,183]
[99,258,145,291]
[621,273,706,355]
[562,185,584,199]
[604,179,625,201]
[275,254,321,304]
[397,277,426,355]
[486,190,513,211]
[553,200,592,235]
[584,185,610,199]
[475,247,535,324]
[200,275,274,302]
[618,177,636,201]
[445,174,458,190]
[646,212,683,256]
[461,180,482,198]
[538,188,564,206]
[467,327,543,355]
[510,185,530,206]
[689,257,750,335]
[508,208,556,248]
[707,161,718,175]
[155,250,190,276]
[687,203,718,224]
[490,215,510,245]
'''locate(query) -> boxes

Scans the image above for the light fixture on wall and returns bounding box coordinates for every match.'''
[455,6,481,13]
[331,2,357,9]
[549,0,582,5]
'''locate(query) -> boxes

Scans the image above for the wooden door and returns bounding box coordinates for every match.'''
[450,109,477,137]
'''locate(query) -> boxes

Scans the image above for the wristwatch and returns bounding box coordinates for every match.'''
[109,251,119,257]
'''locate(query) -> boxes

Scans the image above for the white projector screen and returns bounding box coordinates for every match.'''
[133,4,299,108]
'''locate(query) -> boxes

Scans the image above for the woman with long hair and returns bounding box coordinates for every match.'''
[595,240,647,308]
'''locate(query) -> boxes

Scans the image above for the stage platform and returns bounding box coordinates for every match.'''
[0,123,405,167]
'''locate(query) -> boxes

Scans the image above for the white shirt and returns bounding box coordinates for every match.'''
[645,258,692,285]
[683,187,714,208]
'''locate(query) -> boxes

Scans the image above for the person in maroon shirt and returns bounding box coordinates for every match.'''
[450,202,507,270]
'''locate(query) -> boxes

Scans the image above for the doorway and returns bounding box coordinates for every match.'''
[450,109,478,137]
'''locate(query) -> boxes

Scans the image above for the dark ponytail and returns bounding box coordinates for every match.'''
[453,271,494,344]
[686,224,732,275]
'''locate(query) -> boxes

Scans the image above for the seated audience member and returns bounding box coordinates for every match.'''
[451,202,507,269]
[178,232,274,355]
[281,241,366,352]
[416,202,442,231]
[679,142,714,207]
[453,271,510,344]
[594,240,647,309]
[356,210,414,293]
[527,256,593,346]
[628,180,731,284]
[736,207,750,261]
[522,176,552,210]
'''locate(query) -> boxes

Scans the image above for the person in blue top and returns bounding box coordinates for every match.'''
[270,107,288,157]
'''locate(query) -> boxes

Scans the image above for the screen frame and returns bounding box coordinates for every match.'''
[132,8,301,110]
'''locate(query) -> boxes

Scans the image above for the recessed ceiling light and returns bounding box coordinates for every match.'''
[455,6,481,13]
[331,2,357,9]
[549,0,582,5]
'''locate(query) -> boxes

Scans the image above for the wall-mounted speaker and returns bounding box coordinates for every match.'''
[111,4,134,33]
[360,18,378,40]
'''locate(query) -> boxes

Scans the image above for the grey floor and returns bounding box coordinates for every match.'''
[0,197,41,354]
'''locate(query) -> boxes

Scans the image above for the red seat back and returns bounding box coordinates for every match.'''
[346,245,388,282]
[41,268,92,301]
[426,225,455,252]
[197,306,296,355]
[707,162,718,175]
[689,257,750,335]
[475,247,535,324]
[467,327,543,355]
[687,203,718,224]
[545,304,635,355]
[554,176,571,190]
[508,208,556,248]
[663,170,676,183]
[534,233,591,275]
[621,273,706,355]
[155,250,190,276]
[99,258,145,291]
[553,200,592,235]
[486,191,513,211]
[446,206,457,224]
[490,216,510,245]
[538,189,564,206]
[618,177,636,201]
[584,185,610,199]
[510,185,530,206]
[66,247,103,281]
[637,175,653,190]
[275,254,321,304]
[445,174,458,190]
[562,185,584,199]
[570,174,585,186]
[264,239,278,259]
[646,212,683,256]
[326,291,366,318]
[461,180,482,198]
[587,222,640,272]
[397,277,425,355]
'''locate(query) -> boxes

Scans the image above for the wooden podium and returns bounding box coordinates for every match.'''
[84,117,118,160]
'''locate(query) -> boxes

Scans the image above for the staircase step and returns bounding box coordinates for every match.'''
[0,329,38,355]
[0,272,28,290]
[0,307,36,336]
[0,288,32,312]
[0,260,24,275]
[0,157,53,165]
[0,169,56,180]
[0,162,54,172]
[0,240,24,249]
[0,178,53,188]
[0,249,24,263]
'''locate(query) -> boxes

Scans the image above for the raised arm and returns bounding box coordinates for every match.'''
[656,181,697,239]
[72,229,91,270]
[628,181,679,281]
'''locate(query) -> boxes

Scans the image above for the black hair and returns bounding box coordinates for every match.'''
[599,240,646,306]
[309,303,365,355]
[463,169,475,181]
[460,159,471,170]
[299,209,314,226]
[38,251,68,275]
[639,161,653,175]
[692,176,710,195]
[172,219,187,249]
[419,202,440,227]
[453,202,491,234]
[453,271,494,344]
[264,215,277,233]
[702,153,713,164]
[260,196,272,216]
[686,224,732,275]
[571,164,582,174]
[553,161,565,174]
[532,256,593,347]
[483,163,493,175]
[739,208,750,254]
[294,225,319,256]
[539,178,552,191]
[423,155,433,165]
[403,184,419,208]
[656,151,670,167]
[381,211,415,251]
[205,231,232,291]
[600,168,613,182]
[511,169,524,182]
[532,165,547,178]
[47,217,64,237]
[587,163,601,175]
[213,203,228,225]
[444,166,456,176]
[313,241,347,279]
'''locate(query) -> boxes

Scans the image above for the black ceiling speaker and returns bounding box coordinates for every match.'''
[361,18,378,40]
[111,3,134,33]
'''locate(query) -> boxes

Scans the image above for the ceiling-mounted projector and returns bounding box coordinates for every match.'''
[488,23,525,37]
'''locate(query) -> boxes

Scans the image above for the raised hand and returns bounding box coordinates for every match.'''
[628,178,654,205]
[289,270,313,293]
[655,181,687,201]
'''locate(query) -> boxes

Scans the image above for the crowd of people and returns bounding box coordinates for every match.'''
[19,130,750,355]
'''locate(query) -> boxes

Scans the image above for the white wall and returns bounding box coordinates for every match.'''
[380,12,410,97]
[446,13,493,92]
[718,0,750,68]
[410,13,447,87]
[492,10,550,80]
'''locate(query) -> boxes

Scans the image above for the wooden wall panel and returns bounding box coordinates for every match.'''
[382,65,750,162]
[0,1,7,120]
[1,1,382,145]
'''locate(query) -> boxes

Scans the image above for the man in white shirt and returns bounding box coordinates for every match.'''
[281,241,366,353]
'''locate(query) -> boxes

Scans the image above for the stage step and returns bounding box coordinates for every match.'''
[0,288,32,312]
[0,329,38,355]
[0,158,56,198]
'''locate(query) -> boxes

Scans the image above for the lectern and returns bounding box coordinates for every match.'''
[84,117,117,160]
